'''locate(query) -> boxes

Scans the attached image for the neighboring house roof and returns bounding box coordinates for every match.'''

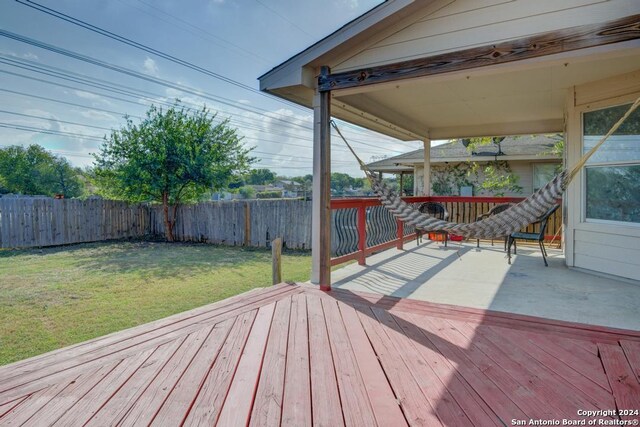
[366,135,562,172]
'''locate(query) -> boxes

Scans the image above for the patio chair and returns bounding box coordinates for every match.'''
[507,204,560,267]
[476,203,513,250]
[415,202,449,247]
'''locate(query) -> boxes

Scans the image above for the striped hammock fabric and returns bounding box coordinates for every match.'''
[368,167,565,239]
[331,94,639,240]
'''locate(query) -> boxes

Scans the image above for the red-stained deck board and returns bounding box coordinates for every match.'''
[598,343,640,420]
[410,313,528,424]
[0,380,72,426]
[25,363,120,426]
[86,338,184,426]
[250,298,292,427]
[181,309,258,426]
[524,329,612,392]
[1,284,637,426]
[217,302,276,426]
[118,326,215,427]
[307,294,345,427]
[452,320,603,419]
[53,347,156,426]
[391,311,502,427]
[280,293,311,427]
[425,316,557,419]
[150,317,236,425]
[338,302,408,427]
[620,340,640,385]
[371,307,472,427]
[0,396,27,419]
[322,298,377,427]
[356,305,443,426]
[495,326,616,409]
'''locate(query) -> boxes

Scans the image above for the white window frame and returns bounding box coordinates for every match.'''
[580,97,640,228]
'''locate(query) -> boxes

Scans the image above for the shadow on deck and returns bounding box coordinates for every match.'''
[332,241,640,331]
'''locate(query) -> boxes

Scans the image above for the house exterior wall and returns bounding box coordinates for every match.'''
[565,69,640,281]
[413,159,560,197]
[334,0,640,72]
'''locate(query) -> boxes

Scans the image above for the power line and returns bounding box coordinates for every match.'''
[0,72,391,156]
[14,0,300,106]
[128,0,273,64]
[0,110,114,131]
[0,122,104,141]
[10,2,418,145]
[0,88,144,120]
[0,35,396,152]
[253,0,315,39]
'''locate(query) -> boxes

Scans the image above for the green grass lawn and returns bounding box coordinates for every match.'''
[0,241,312,366]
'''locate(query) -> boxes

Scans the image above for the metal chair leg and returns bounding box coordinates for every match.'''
[539,240,548,266]
[507,237,513,264]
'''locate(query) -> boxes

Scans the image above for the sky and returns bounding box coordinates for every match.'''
[0,0,425,177]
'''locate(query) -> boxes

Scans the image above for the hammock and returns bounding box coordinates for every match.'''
[332,96,640,240]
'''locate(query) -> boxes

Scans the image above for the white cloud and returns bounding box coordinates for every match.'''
[23,52,39,61]
[74,90,102,100]
[143,57,159,76]
[80,110,118,122]
[333,0,359,10]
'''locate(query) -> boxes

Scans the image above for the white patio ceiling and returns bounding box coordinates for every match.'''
[331,43,640,140]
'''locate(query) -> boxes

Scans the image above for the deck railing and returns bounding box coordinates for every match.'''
[330,196,563,267]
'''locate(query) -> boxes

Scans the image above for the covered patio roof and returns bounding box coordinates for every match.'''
[259,3,640,140]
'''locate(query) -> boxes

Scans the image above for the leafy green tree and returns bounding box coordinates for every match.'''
[93,104,253,241]
[246,168,276,185]
[476,161,523,196]
[0,144,83,197]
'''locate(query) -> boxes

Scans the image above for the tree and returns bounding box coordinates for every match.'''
[93,104,253,241]
[0,144,83,197]
[246,168,276,185]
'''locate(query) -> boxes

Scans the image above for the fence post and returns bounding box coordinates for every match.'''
[357,203,366,265]
[272,237,282,285]
[396,219,404,250]
[244,201,251,247]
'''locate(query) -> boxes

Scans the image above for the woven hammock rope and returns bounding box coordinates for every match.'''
[332,95,640,240]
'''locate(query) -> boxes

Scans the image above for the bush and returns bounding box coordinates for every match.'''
[256,191,282,199]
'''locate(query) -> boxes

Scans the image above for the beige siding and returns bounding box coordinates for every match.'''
[565,70,640,281]
[334,0,640,72]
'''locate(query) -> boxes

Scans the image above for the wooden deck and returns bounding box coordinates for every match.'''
[1,283,639,426]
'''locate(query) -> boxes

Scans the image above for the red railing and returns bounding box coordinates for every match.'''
[330,196,562,267]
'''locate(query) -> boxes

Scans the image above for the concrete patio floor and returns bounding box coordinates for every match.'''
[331,240,640,331]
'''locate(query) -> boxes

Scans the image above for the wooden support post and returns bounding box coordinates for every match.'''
[357,203,366,266]
[311,66,332,291]
[423,138,431,196]
[271,237,282,285]
[396,219,403,250]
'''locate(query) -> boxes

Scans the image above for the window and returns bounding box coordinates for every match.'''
[533,163,558,193]
[582,103,640,224]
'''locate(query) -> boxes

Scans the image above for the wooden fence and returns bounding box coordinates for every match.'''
[148,199,313,250]
[0,196,563,252]
[0,197,148,249]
